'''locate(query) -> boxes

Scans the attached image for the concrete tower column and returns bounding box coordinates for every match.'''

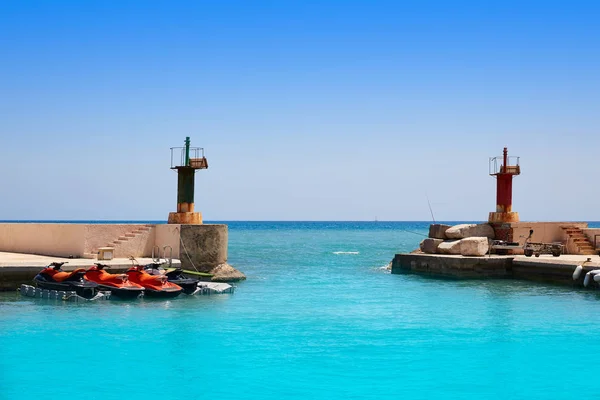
[168,137,208,224]
[489,147,520,223]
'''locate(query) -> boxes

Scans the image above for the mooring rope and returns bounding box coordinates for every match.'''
[178,228,201,273]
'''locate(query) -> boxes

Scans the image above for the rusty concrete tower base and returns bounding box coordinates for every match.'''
[488,147,521,224]
[168,137,208,225]
[488,211,519,223]
[168,212,202,224]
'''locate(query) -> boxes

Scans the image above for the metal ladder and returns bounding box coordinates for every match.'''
[151,245,173,267]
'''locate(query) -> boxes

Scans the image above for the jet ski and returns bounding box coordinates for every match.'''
[144,263,200,295]
[126,265,183,298]
[84,263,145,299]
[33,262,99,299]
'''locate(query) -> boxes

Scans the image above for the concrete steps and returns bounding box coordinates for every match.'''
[562,226,597,255]
[88,225,156,259]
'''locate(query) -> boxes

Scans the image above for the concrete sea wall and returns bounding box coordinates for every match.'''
[391,253,512,278]
[392,253,600,289]
[511,222,587,244]
[510,222,589,254]
[0,224,85,258]
[0,223,228,272]
[179,224,228,272]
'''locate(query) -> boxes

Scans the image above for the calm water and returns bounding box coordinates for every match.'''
[1,221,600,400]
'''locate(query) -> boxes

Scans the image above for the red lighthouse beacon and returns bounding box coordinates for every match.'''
[488,147,520,223]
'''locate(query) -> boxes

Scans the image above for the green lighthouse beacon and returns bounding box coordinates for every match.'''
[168,137,208,224]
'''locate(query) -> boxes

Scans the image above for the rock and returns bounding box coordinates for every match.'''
[437,240,462,255]
[446,223,495,239]
[428,224,451,239]
[460,237,490,256]
[419,238,444,254]
[209,263,247,282]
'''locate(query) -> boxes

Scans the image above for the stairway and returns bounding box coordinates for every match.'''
[85,225,155,259]
[561,226,597,255]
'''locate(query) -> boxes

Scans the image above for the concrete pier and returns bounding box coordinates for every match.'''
[392,253,600,289]
[0,222,245,283]
[392,253,512,279]
[512,255,600,286]
[0,251,181,291]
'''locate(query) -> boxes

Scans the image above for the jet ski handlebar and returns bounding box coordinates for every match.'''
[49,262,67,269]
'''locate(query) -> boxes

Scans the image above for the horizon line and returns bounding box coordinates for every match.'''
[1,219,598,223]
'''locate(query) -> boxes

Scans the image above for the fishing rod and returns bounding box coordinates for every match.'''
[401,229,428,238]
[426,192,436,223]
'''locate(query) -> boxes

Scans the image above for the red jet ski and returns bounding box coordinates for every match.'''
[126,265,183,298]
[34,262,99,299]
[84,263,145,299]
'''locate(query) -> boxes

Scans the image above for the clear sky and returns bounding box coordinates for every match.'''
[1,0,598,221]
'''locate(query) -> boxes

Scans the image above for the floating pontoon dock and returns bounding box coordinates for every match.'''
[0,251,181,291]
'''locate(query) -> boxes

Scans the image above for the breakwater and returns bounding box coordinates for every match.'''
[0,222,245,287]
[392,253,600,287]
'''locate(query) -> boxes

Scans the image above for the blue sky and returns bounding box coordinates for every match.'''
[1,0,598,221]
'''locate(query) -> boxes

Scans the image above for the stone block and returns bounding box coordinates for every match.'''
[446,223,495,239]
[460,237,490,256]
[437,240,462,254]
[419,238,444,254]
[428,224,451,239]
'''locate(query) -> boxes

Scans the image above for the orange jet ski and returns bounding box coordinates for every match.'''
[126,265,183,298]
[34,262,99,299]
[144,263,200,295]
[84,263,145,299]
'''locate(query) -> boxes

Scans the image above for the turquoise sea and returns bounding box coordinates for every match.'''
[1,221,600,400]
